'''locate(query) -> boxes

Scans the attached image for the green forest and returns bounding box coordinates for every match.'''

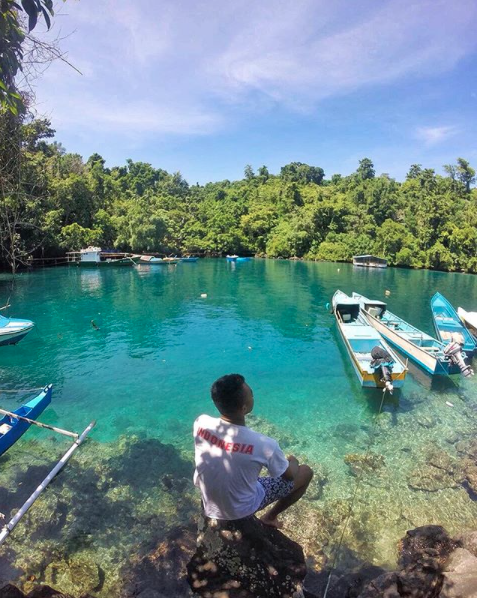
[0,115,476,273]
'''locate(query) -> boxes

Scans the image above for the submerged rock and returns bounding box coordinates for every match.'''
[344,453,385,477]
[187,514,307,597]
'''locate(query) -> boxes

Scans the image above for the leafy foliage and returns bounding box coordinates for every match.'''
[0,122,476,273]
[0,0,55,113]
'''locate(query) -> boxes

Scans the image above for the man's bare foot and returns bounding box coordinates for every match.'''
[260,514,283,529]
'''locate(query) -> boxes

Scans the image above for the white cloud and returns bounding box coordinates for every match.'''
[415,126,458,146]
[33,0,476,140]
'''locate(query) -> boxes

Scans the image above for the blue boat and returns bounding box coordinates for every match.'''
[0,385,52,456]
[180,257,199,262]
[332,291,408,393]
[0,313,34,346]
[236,257,252,262]
[353,292,466,377]
[431,292,477,358]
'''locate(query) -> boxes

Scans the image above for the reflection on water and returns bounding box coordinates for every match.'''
[0,260,475,595]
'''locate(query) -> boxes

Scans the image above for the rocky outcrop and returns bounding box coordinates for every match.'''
[0,584,93,597]
[187,514,308,598]
[305,526,476,598]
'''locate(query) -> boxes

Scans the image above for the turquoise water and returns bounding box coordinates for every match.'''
[0,260,476,595]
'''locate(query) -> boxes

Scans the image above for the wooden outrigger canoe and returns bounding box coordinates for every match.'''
[0,386,52,456]
[0,388,95,545]
[431,293,477,358]
[332,290,407,393]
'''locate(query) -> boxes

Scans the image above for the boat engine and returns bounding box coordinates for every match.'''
[371,346,395,394]
[444,341,474,378]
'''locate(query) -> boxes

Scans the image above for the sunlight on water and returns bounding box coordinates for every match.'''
[0,260,475,595]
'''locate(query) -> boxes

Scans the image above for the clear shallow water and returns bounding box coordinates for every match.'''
[0,260,476,595]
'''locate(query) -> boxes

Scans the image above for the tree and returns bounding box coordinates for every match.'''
[0,0,56,113]
[280,162,324,185]
[406,164,422,180]
[356,158,375,180]
[244,165,255,180]
[456,158,476,192]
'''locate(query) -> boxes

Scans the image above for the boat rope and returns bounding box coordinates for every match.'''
[322,388,387,598]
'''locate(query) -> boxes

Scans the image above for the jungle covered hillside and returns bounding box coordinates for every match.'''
[0,118,476,273]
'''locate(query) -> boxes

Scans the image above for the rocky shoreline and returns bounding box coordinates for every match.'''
[0,525,476,598]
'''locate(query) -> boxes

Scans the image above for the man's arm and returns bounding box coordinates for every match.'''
[281,455,299,481]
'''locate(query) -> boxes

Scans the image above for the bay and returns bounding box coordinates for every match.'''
[0,259,476,595]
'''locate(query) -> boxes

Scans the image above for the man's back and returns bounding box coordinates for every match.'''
[193,414,288,520]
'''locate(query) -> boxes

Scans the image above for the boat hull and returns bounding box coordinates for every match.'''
[77,258,135,267]
[332,290,407,391]
[457,307,477,338]
[0,385,52,456]
[180,257,199,262]
[0,317,34,346]
[431,293,477,357]
[361,311,449,376]
[336,319,407,388]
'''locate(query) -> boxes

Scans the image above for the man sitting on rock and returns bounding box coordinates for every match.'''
[193,373,313,528]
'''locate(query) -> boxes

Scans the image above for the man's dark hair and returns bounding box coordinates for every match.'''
[211,374,246,416]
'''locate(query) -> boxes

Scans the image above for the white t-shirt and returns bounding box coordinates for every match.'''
[193,414,289,520]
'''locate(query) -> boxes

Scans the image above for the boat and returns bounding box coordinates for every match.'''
[0,385,52,456]
[331,290,407,393]
[67,247,137,267]
[353,293,473,378]
[236,257,252,262]
[431,292,477,358]
[180,257,199,262]
[0,311,34,346]
[226,255,238,261]
[352,255,387,268]
[457,307,477,338]
[139,255,179,265]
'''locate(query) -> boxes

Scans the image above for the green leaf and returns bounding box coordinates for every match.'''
[21,0,38,31]
[41,6,50,28]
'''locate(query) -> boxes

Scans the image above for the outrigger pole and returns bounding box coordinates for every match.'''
[0,408,79,439]
[0,421,95,546]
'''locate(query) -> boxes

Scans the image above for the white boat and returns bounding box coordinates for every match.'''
[0,313,34,346]
[139,255,179,265]
[457,307,477,338]
[332,290,407,393]
[352,255,387,268]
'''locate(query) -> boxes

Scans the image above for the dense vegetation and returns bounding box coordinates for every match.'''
[0,117,476,273]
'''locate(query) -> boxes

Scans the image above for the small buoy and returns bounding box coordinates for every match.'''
[445,401,454,407]
[200,293,207,298]
[248,346,252,350]
[337,268,340,272]
[385,290,391,296]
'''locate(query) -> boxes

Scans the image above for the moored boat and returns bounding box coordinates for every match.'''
[0,312,34,346]
[353,292,473,378]
[139,256,179,265]
[226,255,238,261]
[180,256,199,262]
[67,247,137,267]
[236,257,252,262]
[457,307,477,338]
[431,293,477,358]
[0,385,52,456]
[352,255,387,268]
[332,290,407,393]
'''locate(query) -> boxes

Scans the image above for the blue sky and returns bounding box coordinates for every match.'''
[33,0,477,184]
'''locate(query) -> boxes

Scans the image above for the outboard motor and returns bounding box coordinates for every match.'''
[444,341,474,378]
[371,346,394,394]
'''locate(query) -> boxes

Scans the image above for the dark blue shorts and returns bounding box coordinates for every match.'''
[256,476,294,511]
